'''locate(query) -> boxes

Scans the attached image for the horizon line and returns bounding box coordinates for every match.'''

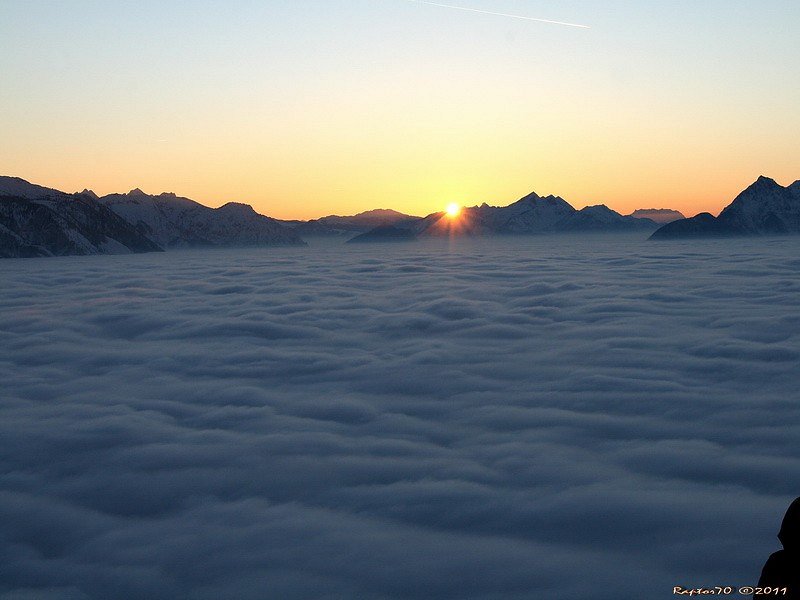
[2,172,729,221]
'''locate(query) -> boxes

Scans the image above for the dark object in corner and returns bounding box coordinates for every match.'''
[754,497,800,598]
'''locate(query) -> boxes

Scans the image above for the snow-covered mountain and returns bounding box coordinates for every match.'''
[564,204,659,231]
[1,176,306,257]
[0,176,66,200]
[414,191,657,237]
[101,189,305,248]
[0,177,163,258]
[1,175,663,257]
[651,176,800,239]
[628,208,685,224]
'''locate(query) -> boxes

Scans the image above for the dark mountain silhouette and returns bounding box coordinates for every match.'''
[651,176,800,239]
[1,175,667,257]
[346,225,417,244]
[0,177,162,258]
[0,176,67,200]
[280,191,666,239]
[564,205,659,231]
[1,176,306,257]
[101,189,305,248]
[414,191,658,237]
[282,208,420,237]
[629,208,685,223]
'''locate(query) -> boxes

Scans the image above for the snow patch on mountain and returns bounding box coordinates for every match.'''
[0,176,164,258]
[102,191,305,248]
[652,176,800,239]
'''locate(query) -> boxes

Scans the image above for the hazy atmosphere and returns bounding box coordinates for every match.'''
[1,0,799,218]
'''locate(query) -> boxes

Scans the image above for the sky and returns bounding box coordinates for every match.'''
[1,0,798,220]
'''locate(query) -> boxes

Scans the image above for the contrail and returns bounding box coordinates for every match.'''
[404,0,590,29]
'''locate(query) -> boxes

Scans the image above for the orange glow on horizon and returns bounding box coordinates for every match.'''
[1,3,798,222]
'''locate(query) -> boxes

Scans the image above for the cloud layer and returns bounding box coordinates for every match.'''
[2,235,799,599]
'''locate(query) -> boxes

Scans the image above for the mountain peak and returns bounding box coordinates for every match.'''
[353,208,408,218]
[629,208,685,224]
[731,176,786,203]
[79,189,99,200]
[128,188,148,197]
[217,202,257,215]
[0,175,63,199]
[751,175,780,189]
[580,204,614,213]
[655,175,800,238]
[517,191,541,203]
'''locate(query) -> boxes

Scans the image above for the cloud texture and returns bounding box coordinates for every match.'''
[1,235,799,599]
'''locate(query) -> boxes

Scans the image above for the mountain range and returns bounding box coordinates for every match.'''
[651,176,800,238]
[2,176,667,257]
[289,193,660,241]
[0,178,162,258]
[279,209,421,237]
[6,173,794,258]
[101,188,303,248]
[628,208,685,223]
[0,176,304,257]
[377,192,659,240]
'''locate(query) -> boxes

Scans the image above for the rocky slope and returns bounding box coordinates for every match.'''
[102,189,305,248]
[0,177,163,258]
[651,176,800,239]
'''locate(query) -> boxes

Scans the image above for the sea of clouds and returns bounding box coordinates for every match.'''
[1,234,799,599]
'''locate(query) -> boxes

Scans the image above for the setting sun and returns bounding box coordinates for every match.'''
[446,203,461,217]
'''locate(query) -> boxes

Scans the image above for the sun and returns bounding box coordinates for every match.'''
[446,203,461,217]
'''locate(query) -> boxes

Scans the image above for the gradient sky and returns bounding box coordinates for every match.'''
[1,0,798,219]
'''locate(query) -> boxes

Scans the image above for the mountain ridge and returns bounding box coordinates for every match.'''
[651,176,800,239]
[0,176,305,257]
[411,191,658,238]
[0,177,163,257]
[100,190,305,248]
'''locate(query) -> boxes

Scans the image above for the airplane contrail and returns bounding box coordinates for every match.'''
[404,0,590,29]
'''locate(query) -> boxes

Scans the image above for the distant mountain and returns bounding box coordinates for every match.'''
[0,176,66,200]
[0,177,162,258]
[346,225,417,244]
[101,189,305,248]
[651,176,800,239]
[414,191,658,237]
[282,209,419,236]
[1,176,306,257]
[629,208,685,224]
[563,205,659,231]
